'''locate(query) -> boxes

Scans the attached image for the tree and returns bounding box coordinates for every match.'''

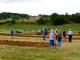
[64,13,71,23]
[73,15,80,23]
[40,14,50,23]
[50,13,59,20]
[11,20,16,24]
[0,15,2,19]
[36,17,46,24]
[71,13,80,23]
[52,15,66,25]
[12,16,20,20]
[41,15,49,18]
[26,15,30,20]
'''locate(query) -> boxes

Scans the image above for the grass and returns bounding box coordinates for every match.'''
[0,18,39,22]
[0,23,80,32]
[0,18,80,33]
[0,18,80,60]
[0,40,80,60]
[0,18,80,32]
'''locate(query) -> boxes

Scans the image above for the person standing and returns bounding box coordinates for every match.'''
[62,30,66,42]
[57,30,62,49]
[68,29,73,42]
[55,29,58,40]
[42,28,46,40]
[49,29,54,46]
[11,29,14,39]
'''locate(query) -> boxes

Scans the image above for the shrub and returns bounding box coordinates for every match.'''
[36,18,46,25]
[52,16,66,25]
[11,20,16,24]
[0,21,10,25]
[73,15,80,23]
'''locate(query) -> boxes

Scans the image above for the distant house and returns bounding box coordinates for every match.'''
[30,15,41,18]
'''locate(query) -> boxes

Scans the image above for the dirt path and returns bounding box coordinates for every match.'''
[0,35,49,42]
[0,34,80,47]
[0,35,50,47]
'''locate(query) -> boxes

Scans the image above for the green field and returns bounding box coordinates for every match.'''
[0,40,80,60]
[0,17,80,32]
[0,19,80,60]
[0,23,80,32]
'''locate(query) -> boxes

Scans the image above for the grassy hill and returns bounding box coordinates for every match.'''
[0,18,80,32]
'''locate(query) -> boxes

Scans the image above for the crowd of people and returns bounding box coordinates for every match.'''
[42,28,73,49]
[10,28,73,49]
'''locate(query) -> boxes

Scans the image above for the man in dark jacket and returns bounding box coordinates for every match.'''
[62,30,66,42]
[57,30,62,49]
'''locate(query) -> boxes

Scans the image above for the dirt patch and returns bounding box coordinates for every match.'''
[0,33,80,39]
[0,40,51,47]
[0,33,80,47]
[0,35,56,47]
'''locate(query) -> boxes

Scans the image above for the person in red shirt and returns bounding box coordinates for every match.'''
[62,30,66,42]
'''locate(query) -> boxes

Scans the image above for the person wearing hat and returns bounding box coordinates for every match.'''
[68,29,73,42]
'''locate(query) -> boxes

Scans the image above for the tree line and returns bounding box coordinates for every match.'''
[37,13,80,25]
[0,12,80,25]
[0,12,30,20]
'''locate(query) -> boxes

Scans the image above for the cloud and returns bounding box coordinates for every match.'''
[0,0,28,3]
[0,0,44,3]
[0,0,80,15]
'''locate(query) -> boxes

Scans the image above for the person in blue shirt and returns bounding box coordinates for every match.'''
[11,29,14,39]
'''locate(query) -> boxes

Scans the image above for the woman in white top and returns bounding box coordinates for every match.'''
[49,30,54,46]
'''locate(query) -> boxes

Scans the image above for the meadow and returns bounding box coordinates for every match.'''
[0,18,80,60]
[0,40,80,60]
[0,23,80,32]
[0,17,80,32]
[0,23,80,60]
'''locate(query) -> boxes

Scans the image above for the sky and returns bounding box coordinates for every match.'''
[0,0,80,16]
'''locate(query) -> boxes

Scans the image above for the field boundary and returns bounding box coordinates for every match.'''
[0,33,80,40]
[0,40,50,47]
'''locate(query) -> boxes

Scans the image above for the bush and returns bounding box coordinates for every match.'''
[26,22,34,24]
[73,15,80,23]
[11,20,16,24]
[36,18,46,25]
[52,16,66,25]
[0,21,10,25]
[50,13,59,20]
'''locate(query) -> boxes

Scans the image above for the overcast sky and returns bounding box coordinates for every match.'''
[0,0,80,16]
